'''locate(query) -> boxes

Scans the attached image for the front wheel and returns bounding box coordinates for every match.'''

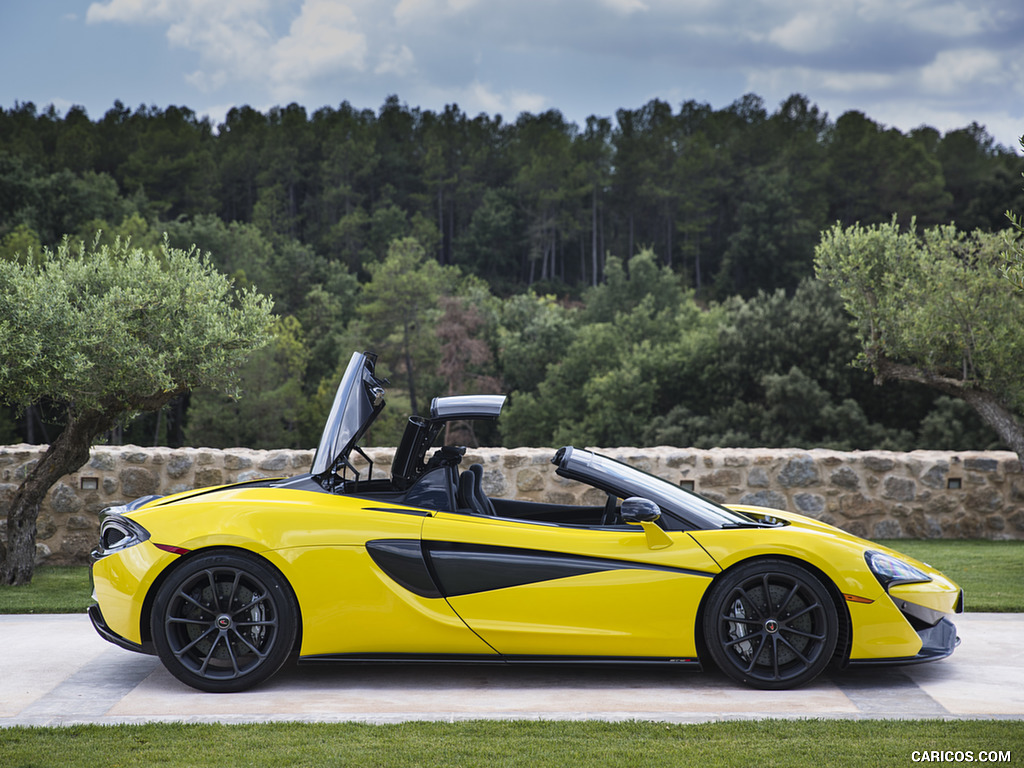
[702,559,838,689]
[150,550,298,693]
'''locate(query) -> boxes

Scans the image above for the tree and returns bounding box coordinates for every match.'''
[815,218,1024,462]
[1001,137,1024,291]
[0,236,274,585]
[186,315,311,449]
[358,237,456,415]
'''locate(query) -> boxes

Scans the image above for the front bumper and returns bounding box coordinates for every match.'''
[848,616,960,666]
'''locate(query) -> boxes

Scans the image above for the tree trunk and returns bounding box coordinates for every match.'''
[1,407,118,586]
[874,356,1024,466]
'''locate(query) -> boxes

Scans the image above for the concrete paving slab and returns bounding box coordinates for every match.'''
[1,613,1022,726]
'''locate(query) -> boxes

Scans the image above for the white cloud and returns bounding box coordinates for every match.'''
[464,81,546,118]
[269,0,368,94]
[601,0,649,14]
[376,44,416,76]
[86,0,169,23]
[766,11,840,54]
[394,0,478,24]
[919,48,1003,94]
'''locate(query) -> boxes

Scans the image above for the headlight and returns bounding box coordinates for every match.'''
[865,550,932,589]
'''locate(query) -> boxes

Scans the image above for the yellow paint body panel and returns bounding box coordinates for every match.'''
[272,545,494,656]
[425,513,719,657]
[91,540,177,645]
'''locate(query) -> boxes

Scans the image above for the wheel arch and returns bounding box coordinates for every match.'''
[140,544,304,655]
[693,554,852,669]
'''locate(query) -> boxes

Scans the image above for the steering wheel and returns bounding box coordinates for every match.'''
[600,494,620,526]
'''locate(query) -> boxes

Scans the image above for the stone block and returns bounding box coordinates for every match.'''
[778,456,819,488]
[701,469,741,488]
[49,482,83,515]
[120,467,159,498]
[965,488,1003,514]
[195,468,224,487]
[872,519,902,539]
[89,452,117,472]
[516,468,545,493]
[259,453,289,472]
[747,468,770,488]
[965,457,999,473]
[739,490,788,510]
[829,466,860,490]
[794,493,825,515]
[224,453,254,471]
[882,477,915,502]
[166,455,194,479]
[863,456,895,472]
[122,450,149,464]
[921,462,949,489]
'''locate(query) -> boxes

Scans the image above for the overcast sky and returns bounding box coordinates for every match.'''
[2,0,1022,152]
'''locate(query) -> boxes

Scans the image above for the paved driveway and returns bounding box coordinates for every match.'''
[2,613,1022,726]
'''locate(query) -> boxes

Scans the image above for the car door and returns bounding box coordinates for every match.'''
[421,511,720,659]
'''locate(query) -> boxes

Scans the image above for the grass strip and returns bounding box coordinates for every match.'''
[0,566,92,614]
[1,720,1021,768]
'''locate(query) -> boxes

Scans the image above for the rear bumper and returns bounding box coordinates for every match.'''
[88,604,154,656]
[848,616,960,667]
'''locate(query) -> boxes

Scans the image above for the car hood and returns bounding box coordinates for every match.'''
[310,351,388,478]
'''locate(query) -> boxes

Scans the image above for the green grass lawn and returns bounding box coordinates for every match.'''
[1,539,1021,614]
[0,565,92,614]
[1,720,1021,768]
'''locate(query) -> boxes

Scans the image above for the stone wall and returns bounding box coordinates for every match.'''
[2,443,1022,566]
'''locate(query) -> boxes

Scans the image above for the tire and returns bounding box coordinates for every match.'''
[702,559,838,690]
[150,550,298,693]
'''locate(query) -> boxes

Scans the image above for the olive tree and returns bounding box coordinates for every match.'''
[815,218,1024,462]
[1001,137,1024,291]
[0,237,274,585]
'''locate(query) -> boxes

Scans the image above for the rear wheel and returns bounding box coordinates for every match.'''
[703,559,838,689]
[151,550,298,692]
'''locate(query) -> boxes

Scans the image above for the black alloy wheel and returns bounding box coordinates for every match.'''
[703,559,838,689]
[150,550,298,693]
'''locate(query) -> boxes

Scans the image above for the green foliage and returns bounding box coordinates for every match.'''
[0,236,275,415]
[815,217,1024,457]
[186,315,312,449]
[495,292,578,394]
[816,219,1024,411]
[1000,136,1024,291]
[0,223,42,264]
[358,237,460,415]
[1,98,1021,452]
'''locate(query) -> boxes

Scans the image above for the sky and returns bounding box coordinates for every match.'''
[1,0,1022,152]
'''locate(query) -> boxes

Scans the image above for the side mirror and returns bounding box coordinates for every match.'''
[620,497,661,524]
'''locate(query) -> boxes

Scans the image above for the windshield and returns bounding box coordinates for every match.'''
[310,352,387,477]
[555,447,761,530]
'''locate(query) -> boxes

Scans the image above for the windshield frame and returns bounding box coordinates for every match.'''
[553,446,762,531]
[310,352,387,478]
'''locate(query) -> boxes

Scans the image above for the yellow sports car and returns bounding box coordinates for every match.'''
[90,352,963,692]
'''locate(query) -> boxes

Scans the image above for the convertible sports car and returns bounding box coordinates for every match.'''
[90,352,963,692]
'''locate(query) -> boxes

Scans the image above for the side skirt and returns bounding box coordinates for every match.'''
[298,653,702,668]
